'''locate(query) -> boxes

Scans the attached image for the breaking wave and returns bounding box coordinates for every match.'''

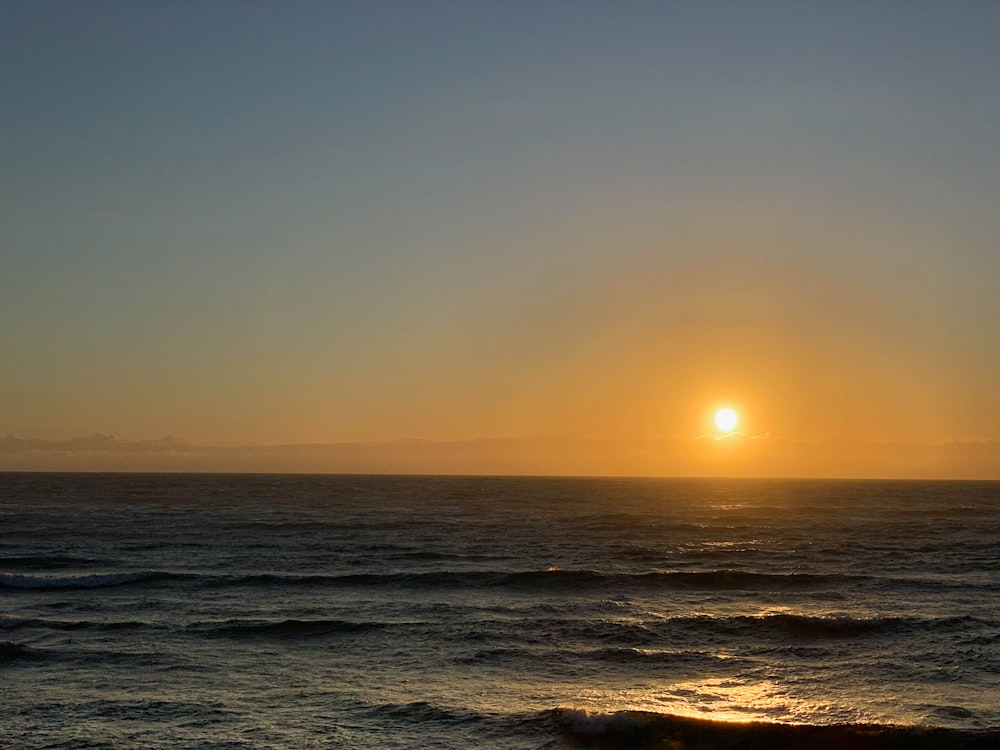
[548,708,1000,749]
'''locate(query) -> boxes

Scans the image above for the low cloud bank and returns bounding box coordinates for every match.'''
[1,433,998,479]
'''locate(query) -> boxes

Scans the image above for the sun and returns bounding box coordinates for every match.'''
[714,408,738,433]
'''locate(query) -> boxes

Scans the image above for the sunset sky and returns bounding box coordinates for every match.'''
[3,2,999,476]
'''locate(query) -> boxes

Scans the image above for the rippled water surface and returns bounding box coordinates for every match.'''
[2,473,998,748]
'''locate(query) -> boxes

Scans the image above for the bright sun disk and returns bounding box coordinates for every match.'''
[715,408,738,433]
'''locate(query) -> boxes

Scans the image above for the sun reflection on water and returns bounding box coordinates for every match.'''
[572,676,880,726]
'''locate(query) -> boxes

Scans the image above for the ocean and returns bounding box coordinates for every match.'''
[2,472,998,749]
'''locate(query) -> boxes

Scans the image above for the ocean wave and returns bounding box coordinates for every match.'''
[362,700,485,726]
[678,613,993,640]
[228,568,859,591]
[0,570,181,590]
[5,566,975,597]
[384,550,509,562]
[190,618,386,637]
[0,615,151,631]
[584,646,727,665]
[231,570,518,587]
[513,613,993,647]
[640,569,853,589]
[0,554,108,570]
[455,644,720,668]
[738,613,908,638]
[0,640,46,662]
[456,647,541,665]
[498,568,861,590]
[548,708,1000,749]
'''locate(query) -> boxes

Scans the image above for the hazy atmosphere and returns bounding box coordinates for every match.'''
[3,2,999,476]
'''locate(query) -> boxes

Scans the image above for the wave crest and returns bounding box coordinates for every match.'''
[0,640,45,662]
[0,571,180,590]
[229,568,856,591]
[549,708,1000,749]
[191,618,385,637]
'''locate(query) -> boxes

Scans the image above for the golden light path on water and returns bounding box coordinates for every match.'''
[565,671,898,726]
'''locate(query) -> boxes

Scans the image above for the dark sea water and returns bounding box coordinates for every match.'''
[2,473,999,749]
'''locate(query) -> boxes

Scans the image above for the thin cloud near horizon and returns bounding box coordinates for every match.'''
[2,433,997,480]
